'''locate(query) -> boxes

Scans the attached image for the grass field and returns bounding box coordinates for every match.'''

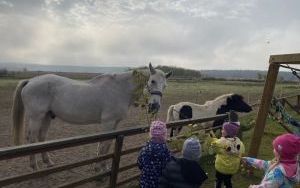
[0,77,300,188]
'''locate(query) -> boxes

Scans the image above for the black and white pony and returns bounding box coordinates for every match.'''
[166,93,252,137]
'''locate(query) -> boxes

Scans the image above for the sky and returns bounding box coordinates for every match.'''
[0,0,300,70]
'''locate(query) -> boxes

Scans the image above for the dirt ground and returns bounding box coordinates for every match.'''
[0,79,201,188]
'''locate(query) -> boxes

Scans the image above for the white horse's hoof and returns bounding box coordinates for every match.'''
[46,160,55,168]
[94,163,110,173]
[30,163,39,171]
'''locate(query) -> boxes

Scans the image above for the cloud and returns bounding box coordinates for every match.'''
[0,0,299,70]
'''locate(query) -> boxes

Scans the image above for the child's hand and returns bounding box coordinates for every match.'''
[241,157,248,163]
[209,130,216,138]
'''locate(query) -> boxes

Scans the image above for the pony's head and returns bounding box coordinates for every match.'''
[147,63,172,114]
[226,94,252,113]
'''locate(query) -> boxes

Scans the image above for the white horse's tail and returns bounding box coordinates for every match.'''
[12,80,29,145]
[166,105,175,122]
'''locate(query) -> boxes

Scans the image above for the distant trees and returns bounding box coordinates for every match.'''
[156,65,201,78]
[131,65,202,79]
[0,68,8,77]
[257,72,266,81]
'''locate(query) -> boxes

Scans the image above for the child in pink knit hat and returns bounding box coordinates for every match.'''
[149,120,168,143]
[242,133,300,188]
[138,121,171,188]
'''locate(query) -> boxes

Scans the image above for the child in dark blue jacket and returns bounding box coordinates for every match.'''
[138,121,171,188]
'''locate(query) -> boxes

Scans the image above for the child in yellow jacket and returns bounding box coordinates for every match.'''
[210,121,245,188]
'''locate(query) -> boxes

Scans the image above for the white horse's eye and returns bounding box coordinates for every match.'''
[151,80,156,84]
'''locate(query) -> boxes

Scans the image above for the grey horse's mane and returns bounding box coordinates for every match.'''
[88,69,150,83]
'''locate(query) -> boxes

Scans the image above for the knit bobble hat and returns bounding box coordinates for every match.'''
[182,137,201,161]
[149,120,167,143]
[273,133,300,161]
[223,122,240,137]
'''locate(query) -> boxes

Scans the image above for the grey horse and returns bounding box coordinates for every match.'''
[12,63,172,170]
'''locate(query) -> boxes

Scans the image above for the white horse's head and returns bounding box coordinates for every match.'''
[147,63,172,114]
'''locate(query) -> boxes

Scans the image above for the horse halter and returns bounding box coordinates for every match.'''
[146,84,163,97]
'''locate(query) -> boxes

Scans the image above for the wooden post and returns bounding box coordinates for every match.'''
[110,135,124,188]
[297,95,300,108]
[248,62,280,157]
[281,98,286,108]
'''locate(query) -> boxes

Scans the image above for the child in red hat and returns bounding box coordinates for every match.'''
[242,133,300,188]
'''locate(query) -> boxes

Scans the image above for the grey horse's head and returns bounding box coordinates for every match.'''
[147,63,172,114]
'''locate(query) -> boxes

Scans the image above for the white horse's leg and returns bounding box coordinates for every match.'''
[38,115,54,167]
[95,120,120,172]
[27,117,42,170]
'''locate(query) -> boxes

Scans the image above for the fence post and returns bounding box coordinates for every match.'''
[297,95,300,107]
[281,98,286,108]
[110,135,124,188]
[248,62,280,157]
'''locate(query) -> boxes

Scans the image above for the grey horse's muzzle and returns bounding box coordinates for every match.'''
[147,89,163,114]
[148,102,160,114]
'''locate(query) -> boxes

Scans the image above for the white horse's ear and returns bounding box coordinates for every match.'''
[166,71,172,79]
[149,62,156,75]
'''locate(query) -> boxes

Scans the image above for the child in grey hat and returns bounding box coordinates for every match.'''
[159,137,208,188]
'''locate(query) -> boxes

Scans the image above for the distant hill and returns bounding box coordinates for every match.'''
[0,62,128,74]
[200,70,299,82]
[1,62,299,82]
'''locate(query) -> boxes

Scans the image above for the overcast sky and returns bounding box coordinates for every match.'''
[0,0,299,70]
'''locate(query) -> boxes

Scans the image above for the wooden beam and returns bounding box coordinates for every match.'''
[0,127,148,160]
[57,171,111,188]
[248,63,280,157]
[268,111,293,133]
[269,53,300,64]
[166,114,228,129]
[116,174,140,187]
[283,98,300,114]
[0,154,113,187]
[110,135,124,188]
[0,114,228,161]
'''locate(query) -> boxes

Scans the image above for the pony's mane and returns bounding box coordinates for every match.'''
[204,93,234,106]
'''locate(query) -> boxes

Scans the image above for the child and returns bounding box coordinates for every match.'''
[159,137,208,188]
[138,120,171,188]
[210,121,245,188]
[242,133,300,188]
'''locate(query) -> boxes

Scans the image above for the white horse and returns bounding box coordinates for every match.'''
[12,63,172,170]
[166,93,252,137]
